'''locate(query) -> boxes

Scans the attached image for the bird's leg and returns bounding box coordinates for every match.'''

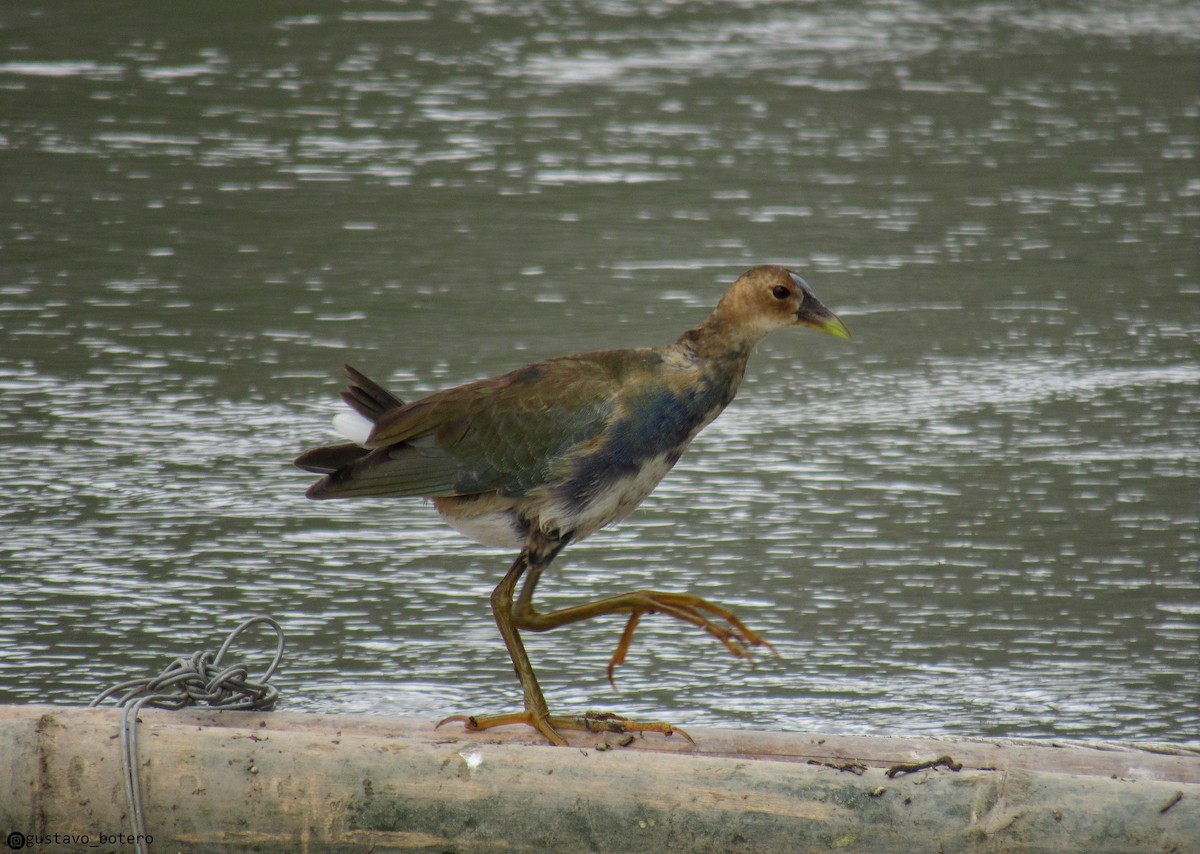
[438,528,690,745]
[514,567,777,686]
[438,538,565,745]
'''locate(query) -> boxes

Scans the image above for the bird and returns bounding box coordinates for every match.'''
[295,264,850,745]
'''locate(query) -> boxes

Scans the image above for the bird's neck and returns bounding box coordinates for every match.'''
[669,313,760,409]
[675,308,764,367]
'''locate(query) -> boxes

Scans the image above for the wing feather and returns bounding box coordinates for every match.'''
[303,351,660,500]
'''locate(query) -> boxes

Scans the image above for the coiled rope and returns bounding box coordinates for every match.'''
[89,616,285,854]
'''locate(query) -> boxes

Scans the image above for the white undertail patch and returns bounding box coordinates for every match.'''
[333,410,374,446]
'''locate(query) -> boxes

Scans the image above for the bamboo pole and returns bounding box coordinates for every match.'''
[1,705,1195,853]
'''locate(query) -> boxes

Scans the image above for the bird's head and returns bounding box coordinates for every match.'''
[714,265,851,343]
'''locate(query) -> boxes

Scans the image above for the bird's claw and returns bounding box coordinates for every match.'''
[605,591,777,686]
[437,709,693,746]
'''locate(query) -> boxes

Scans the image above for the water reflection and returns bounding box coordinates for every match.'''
[1,0,1196,741]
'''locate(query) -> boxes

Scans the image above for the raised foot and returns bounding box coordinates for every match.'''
[606,591,778,685]
[437,709,694,747]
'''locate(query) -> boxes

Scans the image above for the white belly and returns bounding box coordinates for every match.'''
[434,451,682,550]
[437,505,525,550]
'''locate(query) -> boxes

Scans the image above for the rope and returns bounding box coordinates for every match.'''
[89,616,285,854]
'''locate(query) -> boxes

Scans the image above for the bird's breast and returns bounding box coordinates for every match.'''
[542,374,731,538]
[543,449,682,542]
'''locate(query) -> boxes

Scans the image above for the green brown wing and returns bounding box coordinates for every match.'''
[304,351,657,500]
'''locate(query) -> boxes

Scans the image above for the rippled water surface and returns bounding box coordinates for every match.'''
[2,1,1197,741]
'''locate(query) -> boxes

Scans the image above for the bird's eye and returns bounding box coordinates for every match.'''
[771,285,791,300]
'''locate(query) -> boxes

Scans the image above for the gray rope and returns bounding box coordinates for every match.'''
[89,616,285,854]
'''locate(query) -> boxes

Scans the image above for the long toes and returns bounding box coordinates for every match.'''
[435,714,471,730]
[547,712,695,745]
[606,615,639,687]
[656,601,759,660]
[437,709,692,746]
[681,599,778,656]
[604,595,774,685]
[438,710,568,745]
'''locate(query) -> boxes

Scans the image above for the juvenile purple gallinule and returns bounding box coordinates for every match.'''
[296,265,850,745]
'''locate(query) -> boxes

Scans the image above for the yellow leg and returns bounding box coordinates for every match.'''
[437,530,693,745]
[438,541,565,744]
[514,562,777,686]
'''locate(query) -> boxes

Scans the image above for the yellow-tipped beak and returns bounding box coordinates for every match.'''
[815,312,851,340]
[797,294,851,340]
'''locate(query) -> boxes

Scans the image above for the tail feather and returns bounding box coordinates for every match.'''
[341,364,404,420]
[296,364,411,495]
[294,442,370,475]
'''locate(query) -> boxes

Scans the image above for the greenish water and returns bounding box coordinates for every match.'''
[2,1,1197,741]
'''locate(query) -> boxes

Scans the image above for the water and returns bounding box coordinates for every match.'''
[1,0,1197,742]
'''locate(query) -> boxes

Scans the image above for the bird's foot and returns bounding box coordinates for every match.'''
[437,709,693,746]
[606,591,778,685]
